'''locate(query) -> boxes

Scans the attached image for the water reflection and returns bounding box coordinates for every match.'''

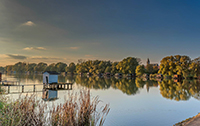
[3,73,200,101]
[42,88,58,101]
[75,76,138,95]
[158,79,200,101]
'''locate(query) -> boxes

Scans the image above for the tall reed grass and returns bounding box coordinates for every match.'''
[0,90,110,126]
[50,90,110,126]
[0,94,47,126]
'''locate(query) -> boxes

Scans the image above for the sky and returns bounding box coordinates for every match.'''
[1,0,200,66]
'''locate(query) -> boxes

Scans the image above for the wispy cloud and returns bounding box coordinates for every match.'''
[7,54,27,60]
[28,56,61,60]
[70,47,79,50]
[23,47,46,51]
[22,21,35,26]
[85,55,93,57]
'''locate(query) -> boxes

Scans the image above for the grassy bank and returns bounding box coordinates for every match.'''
[0,90,110,126]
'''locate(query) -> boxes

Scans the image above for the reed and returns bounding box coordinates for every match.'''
[0,90,110,126]
[0,94,47,126]
[50,90,110,126]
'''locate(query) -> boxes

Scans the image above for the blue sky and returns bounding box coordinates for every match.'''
[1,0,200,66]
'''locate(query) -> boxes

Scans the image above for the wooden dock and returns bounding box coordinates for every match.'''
[43,83,73,90]
[1,83,73,94]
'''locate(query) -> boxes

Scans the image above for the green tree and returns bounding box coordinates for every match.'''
[34,62,47,72]
[111,62,118,74]
[26,63,37,72]
[55,62,67,72]
[66,62,76,73]
[135,65,145,77]
[146,64,153,74]
[116,57,139,74]
[105,66,111,73]
[158,55,191,76]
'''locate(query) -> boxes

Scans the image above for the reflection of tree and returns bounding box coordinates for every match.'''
[11,73,43,83]
[75,76,139,95]
[58,76,75,84]
[135,78,145,88]
[135,78,158,92]
[145,80,158,92]
[188,80,200,100]
[111,78,138,95]
[159,80,191,101]
[75,76,110,89]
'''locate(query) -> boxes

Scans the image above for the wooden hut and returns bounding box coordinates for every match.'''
[43,71,59,84]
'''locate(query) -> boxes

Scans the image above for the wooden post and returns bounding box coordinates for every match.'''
[22,85,24,93]
[64,84,66,89]
[33,85,35,92]
[8,86,10,93]
[70,84,72,90]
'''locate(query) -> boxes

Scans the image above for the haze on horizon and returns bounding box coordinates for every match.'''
[1,0,200,67]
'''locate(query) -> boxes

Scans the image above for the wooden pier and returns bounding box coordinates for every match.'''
[1,71,73,95]
[2,83,72,94]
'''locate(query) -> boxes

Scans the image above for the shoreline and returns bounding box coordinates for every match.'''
[174,113,200,126]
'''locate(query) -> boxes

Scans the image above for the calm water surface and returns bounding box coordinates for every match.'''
[2,73,200,126]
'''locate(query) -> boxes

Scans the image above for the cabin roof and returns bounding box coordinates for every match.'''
[43,71,59,75]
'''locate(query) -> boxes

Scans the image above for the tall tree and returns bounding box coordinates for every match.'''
[116,57,140,74]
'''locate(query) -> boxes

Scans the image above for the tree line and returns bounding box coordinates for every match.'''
[2,55,200,78]
[136,55,200,78]
[1,57,140,75]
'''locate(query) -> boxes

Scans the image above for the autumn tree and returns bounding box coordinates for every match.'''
[66,62,76,73]
[135,65,145,77]
[158,55,191,76]
[116,57,139,74]
[34,62,47,72]
[55,62,67,72]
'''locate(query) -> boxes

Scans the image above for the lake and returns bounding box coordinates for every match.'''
[1,73,200,126]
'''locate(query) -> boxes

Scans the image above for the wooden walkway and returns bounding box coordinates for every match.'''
[1,83,73,94]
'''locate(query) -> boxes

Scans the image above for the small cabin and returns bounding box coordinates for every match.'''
[42,89,58,101]
[43,71,59,84]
